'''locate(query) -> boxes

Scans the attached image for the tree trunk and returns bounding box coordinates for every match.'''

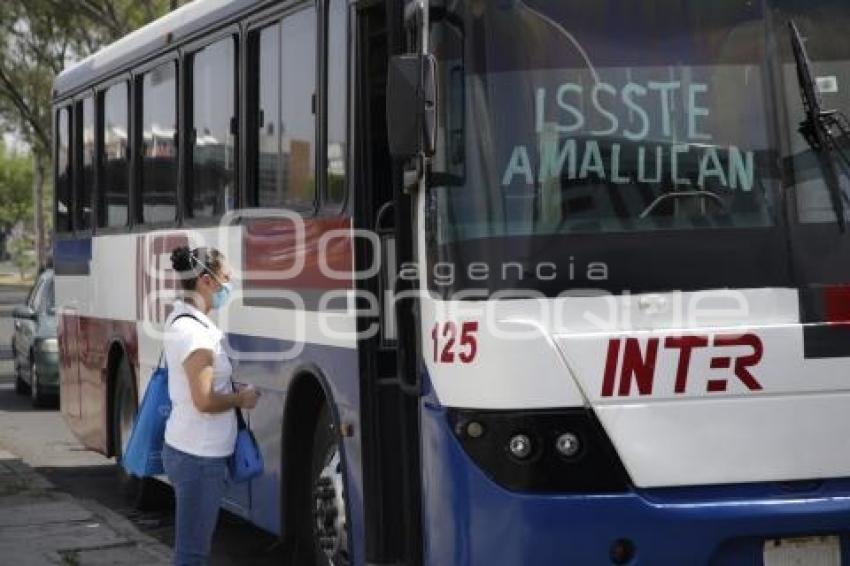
[32,153,45,271]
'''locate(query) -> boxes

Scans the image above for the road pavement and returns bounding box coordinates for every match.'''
[0,284,286,565]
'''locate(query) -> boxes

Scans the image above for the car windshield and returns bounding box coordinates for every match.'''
[44,278,54,310]
[429,0,779,244]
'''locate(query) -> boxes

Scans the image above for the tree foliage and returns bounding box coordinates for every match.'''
[0,1,176,264]
[0,0,175,157]
[8,232,35,280]
[0,141,33,229]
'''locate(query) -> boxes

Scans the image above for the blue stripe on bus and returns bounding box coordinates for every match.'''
[222,332,364,565]
[54,238,92,276]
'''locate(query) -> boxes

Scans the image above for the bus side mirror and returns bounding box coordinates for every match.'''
[387,54,437,160]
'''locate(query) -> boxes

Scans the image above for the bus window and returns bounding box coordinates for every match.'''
[280,8,316,209]
[55,107,72,233]
[100,81,129,228]
[140,61,178,224]
[78,96,95,231]
[189,37,236,218]
[255,23,281,209]
[253,7,316,211]
[326,0,348,208]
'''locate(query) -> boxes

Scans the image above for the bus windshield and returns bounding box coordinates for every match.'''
[429,0,779,244]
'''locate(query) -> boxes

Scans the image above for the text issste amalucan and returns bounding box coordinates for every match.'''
[501,79,756,192]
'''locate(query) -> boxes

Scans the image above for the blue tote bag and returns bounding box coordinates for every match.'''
[121,313,201,477]
[121,361,171,477]
[228,405,264,483]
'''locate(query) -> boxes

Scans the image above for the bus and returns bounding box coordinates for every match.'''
[53,0,850,564]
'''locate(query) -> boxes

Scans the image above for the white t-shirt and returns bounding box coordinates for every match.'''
[163,300,237,458]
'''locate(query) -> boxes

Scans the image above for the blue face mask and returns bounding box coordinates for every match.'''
[211,281,232,310]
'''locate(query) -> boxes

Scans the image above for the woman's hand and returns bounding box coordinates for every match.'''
[236,386,260,409]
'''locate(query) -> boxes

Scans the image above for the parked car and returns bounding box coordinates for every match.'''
[12,269,58,407]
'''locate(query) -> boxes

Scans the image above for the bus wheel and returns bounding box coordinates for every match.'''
[112,355,158,509]
[311,405,350,566]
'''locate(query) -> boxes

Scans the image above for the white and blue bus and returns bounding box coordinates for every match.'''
[54,0,850,564]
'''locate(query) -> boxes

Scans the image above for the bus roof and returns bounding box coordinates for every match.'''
[53,0,258,101]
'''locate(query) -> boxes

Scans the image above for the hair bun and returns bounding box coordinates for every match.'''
[170,246,193,272]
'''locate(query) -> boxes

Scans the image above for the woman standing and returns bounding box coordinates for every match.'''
[163,246,259,565]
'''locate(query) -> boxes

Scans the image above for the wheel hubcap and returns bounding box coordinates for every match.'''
[313,448,348,565]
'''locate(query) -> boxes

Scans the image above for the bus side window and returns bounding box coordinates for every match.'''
[77,96,95,231]
[188,36,237,219]
[139,61,178,224]
[55,107,73,233]
[254,23,282,209]
[251,7,317,212]
[325,0,348,209]
[99,81,129,228]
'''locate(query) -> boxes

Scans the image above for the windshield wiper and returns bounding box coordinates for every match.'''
[789,20,850,231]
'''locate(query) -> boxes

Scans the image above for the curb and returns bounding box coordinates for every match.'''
[0,453,173,565]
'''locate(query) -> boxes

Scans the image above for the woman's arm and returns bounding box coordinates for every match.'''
[183,349,259,414]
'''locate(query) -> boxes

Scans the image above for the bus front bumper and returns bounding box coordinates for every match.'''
[421,402,850,565]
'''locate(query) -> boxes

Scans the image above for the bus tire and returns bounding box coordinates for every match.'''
[311,404,350,566]
[111,354,159,510]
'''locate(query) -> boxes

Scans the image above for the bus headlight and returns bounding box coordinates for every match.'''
[448,408,631,493]
[555,432,581,458]
[508,434,533,459]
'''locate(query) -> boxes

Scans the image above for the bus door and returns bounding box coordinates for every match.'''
[775,5,850,351]
[355,1,424,564]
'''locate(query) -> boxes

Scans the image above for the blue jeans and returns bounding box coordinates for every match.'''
[162,443,229,565]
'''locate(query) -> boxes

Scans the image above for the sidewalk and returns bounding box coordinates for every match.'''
[0,449,172,565]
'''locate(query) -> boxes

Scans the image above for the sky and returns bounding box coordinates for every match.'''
[3,132,29,154]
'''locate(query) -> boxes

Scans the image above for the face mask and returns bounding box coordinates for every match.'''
[211,281,232,310]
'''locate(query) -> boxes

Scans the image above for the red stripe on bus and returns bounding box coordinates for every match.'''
[243,216,353,291]
[59,313,138,457]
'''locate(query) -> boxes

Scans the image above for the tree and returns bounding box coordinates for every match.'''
[0,1,175,267]
[0,141,33,230]
[8,232,35,280]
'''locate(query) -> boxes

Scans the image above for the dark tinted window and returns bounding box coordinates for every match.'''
[326,0,348,207]
[100,82,129,228]
[78,97,95,231]
[190,37,236,218]
[253,8,316,210]
[140,62,177,224]
[55,107,72,233]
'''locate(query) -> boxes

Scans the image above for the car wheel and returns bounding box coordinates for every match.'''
[13,346,28,396]
[30,356,44,408]
[14,362,28,395]
[311,405,350,566]
[112,355,160,510]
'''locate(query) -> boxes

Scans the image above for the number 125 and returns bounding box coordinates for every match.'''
[431,321,479,364]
